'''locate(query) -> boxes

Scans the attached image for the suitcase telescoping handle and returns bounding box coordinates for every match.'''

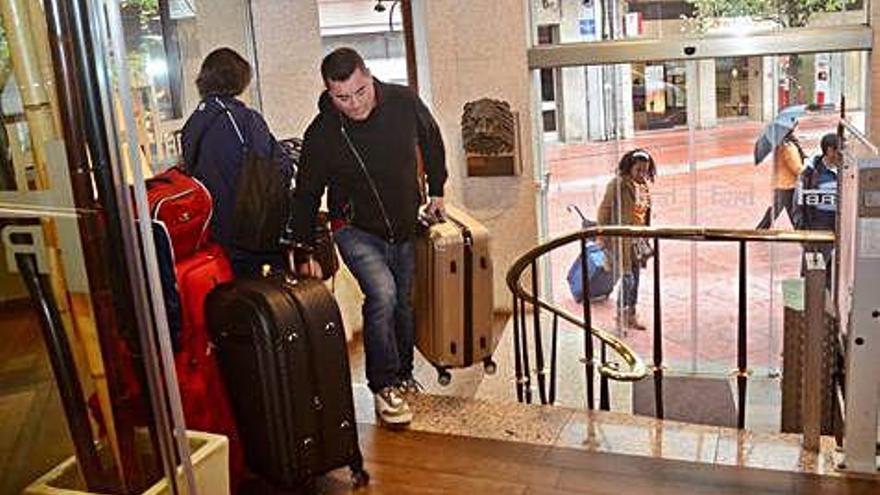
[566,204,597,229]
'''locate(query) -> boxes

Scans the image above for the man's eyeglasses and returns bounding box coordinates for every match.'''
[332,84,369,104]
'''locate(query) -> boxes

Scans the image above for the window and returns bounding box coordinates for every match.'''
[318,0,408,85]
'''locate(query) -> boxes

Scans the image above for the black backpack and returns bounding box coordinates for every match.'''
[215,99,292,253]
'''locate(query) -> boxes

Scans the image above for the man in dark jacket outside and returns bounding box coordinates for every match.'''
[182,48,293,277]
[293,48,447,427]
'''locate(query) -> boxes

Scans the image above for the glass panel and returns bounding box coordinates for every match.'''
[318,0,408,85]
[632,61,688,131]
[543,49,867,402]
[0,2,170,492]
[529,0,867,45]
[1,0,266,492]
[715,57,751,119]
[545,60,698,372]
[543,109,558,132]
[118,0,260,173]
[541,69,556,101]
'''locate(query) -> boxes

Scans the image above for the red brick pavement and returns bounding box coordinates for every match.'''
[543,114,841,372]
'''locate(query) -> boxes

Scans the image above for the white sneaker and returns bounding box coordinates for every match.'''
[374,386,412,426]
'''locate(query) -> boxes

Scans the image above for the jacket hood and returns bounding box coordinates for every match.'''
[186,96,242,137]
[318,90,335,115]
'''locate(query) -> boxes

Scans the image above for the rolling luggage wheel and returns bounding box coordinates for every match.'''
[483,358,497,375]
[350,467,370,488]
[437,368,452,386]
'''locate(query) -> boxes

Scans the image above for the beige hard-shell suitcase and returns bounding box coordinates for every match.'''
[414,205,497,385]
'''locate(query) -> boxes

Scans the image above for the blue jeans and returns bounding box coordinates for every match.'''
[620,262,640,309]
[334,226,415,393]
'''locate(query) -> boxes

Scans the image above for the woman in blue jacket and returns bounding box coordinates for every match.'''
[796,133,840,286]
[181,48,293,277]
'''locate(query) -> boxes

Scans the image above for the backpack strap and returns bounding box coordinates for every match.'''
[214,97,246,147]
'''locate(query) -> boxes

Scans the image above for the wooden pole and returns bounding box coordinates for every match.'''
[802,251,826,451]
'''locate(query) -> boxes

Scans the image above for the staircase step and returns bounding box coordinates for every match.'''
[353,385,872,480]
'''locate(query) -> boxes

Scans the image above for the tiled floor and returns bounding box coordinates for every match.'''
[0,305,76,495]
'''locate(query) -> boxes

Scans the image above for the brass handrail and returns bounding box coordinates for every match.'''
[506,226,835,384]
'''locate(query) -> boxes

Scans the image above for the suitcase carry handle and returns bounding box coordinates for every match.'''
[418,209,446,228]
[566,204,597,229]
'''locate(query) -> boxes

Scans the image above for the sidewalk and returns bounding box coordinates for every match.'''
[544,113,845,372]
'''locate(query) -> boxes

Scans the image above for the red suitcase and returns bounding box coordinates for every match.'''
[146,170,245,487]
[173,243,245,486]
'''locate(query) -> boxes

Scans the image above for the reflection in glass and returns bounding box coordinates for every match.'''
[1,0,261,492]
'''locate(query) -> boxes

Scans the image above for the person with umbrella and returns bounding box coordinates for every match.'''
[755,105,807,229]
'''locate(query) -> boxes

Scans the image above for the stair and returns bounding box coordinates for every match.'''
[353,386,860,479]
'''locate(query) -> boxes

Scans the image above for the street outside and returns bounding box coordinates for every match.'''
[542,111,852,373]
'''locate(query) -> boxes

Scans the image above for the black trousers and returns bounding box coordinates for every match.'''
[756,188,796,229]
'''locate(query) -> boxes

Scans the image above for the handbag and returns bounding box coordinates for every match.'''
[633,238,655,266]
[216,98,291,253]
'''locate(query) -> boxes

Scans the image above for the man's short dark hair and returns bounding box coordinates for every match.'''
[321,47,367,84]
[820,133,840,156]
[195,48,252,98]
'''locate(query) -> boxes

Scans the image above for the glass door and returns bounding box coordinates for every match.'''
[530,1,869,382]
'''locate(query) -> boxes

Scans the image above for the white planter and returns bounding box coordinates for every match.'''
[23,430,229,495]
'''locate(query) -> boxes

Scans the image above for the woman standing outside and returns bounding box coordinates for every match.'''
[597,149,656,331]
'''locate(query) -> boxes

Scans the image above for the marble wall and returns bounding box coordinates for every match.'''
[413,0,539,309]
[249,0,324,138]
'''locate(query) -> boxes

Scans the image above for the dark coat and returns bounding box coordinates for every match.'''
[293,80,447,243]
[796,155,837,231]
[181,96,293,248]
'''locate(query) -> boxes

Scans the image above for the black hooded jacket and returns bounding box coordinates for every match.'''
[293,80,447,244]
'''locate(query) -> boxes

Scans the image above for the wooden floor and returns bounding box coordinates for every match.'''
[0,303,77,495]
[305,424,879,495]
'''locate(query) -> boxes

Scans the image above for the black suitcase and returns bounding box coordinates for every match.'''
[206,275,369,489]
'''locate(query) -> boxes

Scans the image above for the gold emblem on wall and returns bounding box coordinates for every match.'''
[461,98,521,177]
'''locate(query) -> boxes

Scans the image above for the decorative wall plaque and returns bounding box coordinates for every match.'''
[461,98,521,177]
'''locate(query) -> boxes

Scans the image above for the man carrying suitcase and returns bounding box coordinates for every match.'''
[292,48,448,427]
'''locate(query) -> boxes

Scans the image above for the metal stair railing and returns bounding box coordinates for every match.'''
[507,225,834,430]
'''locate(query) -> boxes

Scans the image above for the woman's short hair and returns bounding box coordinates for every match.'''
[618,149,657,182]
[820,133,840,156]
[195,48,252,98]
[321,47,368,84]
